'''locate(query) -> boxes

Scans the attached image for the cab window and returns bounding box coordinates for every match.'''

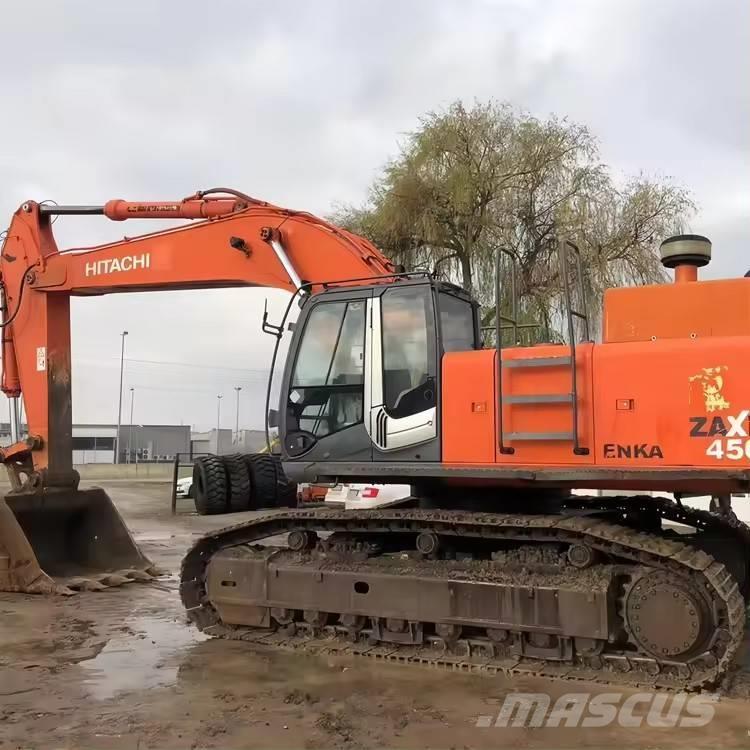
[439,292,477,352]
[381,286,436,419]
[288,300,365,442]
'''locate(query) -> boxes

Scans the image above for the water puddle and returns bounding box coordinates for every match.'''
[80,615,207,700]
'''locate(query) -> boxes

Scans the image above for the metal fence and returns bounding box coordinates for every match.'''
[170,451,211,515]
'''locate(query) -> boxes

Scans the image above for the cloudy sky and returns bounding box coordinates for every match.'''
[0,0,747,431]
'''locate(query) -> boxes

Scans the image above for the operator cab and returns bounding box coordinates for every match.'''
[280,279,479,464]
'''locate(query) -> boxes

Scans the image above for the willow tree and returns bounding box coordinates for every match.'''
[333,100,694,340]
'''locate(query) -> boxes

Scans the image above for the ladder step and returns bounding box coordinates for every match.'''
[503,431,575,441]
[505,393,573,404]
[502,356,572,369]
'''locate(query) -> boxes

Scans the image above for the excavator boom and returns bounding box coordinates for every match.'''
[0,189,394,592]
[1,192,394,479]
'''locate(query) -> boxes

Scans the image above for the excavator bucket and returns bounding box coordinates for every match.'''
[0,487,158,594]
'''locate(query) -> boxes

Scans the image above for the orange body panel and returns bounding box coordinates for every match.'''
[443,287,750,478]
[441,349,496,464]
[593,336,750,469]
[604,278,750,343]
[442,344,594,466]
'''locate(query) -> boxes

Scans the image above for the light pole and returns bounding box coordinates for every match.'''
[127,388,135,463]
[114,330,128,464]
[134,424,143,465]
[216,394,223,454]
[234,386,242,446]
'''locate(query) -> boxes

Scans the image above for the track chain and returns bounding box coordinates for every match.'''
[179,500,747,690]
[563,493,750,550]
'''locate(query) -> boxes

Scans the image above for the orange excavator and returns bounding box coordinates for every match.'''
[1,188,749,690]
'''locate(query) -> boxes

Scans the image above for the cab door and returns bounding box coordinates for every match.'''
[366,284,440,460]
[282,289,372,462]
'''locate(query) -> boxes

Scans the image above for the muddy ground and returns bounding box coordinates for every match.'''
[2,481,750,749]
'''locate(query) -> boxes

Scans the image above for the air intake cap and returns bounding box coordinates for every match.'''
[660,234,711,269]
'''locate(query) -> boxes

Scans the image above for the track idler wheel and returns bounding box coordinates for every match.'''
[624,571,712,659]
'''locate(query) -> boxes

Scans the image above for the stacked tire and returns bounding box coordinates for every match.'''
[192,454,228,515]
[192,453,298,515]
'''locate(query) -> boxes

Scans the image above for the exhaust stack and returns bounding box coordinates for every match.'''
[660,234,712,283]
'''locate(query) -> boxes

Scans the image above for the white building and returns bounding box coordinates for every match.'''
[0,422,190,464]
[190,428,234,456]
[72,424,117,464]
[189,428,270,457]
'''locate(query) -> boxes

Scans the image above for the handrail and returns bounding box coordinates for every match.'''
[557,237,590,456]
[494,246,519,455]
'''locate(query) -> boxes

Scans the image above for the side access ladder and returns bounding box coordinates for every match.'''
[493,239,590,456]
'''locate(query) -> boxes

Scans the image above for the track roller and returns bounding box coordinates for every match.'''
[416,531,440,555]
[287,529,318,551]
[567,543,597,568]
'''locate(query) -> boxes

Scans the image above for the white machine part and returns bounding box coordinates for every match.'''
[325,482,411,509]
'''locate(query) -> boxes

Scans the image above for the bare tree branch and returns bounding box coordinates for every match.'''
[331,99,695,336]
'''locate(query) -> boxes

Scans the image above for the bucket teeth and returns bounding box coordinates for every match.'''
[66,577,107,592]
[123,569,153,582]
[98,573,133,587]
[24,576,74,596]
[58,568,155,591]
[1,486,157,595]
[145,564,168,577]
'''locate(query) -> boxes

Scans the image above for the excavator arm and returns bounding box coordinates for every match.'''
[0,189,394,488]
[0,189,394,594]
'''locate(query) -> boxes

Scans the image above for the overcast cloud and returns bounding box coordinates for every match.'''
[0,0,747,431]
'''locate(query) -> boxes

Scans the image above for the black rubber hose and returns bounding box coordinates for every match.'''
[0,263,38,328]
